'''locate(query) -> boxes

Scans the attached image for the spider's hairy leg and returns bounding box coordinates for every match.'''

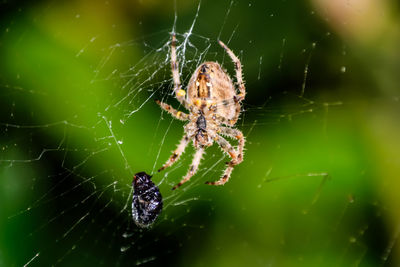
[158,135,190,172]
[208,165,234,186]
[155,100,189,121]
[213,134,238,161]
[205,134,241,186]
[170,34,188,108]
[218,40,246,101]
[172,147,204,190]
[219,127,245,163]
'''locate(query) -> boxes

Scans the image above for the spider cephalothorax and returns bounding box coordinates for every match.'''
[156,34,246,190]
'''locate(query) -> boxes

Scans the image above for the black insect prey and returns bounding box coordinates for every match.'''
[132,172,163,228]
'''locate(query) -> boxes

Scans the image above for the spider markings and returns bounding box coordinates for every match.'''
[156,34,246,190]
[132,172,163,228]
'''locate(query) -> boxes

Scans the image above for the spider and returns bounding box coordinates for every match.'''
[156,34,246,190]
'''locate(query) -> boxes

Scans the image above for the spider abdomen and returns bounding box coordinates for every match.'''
[187,62,240,124]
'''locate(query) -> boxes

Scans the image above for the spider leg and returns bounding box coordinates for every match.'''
[205,134,242,186]
[158,135,190,172]
[219,127,245,164]
[208,165,234,186]
[170,34,188,108]
[155,100,189,121]
[172,147,204,190]
[218,40,246,102]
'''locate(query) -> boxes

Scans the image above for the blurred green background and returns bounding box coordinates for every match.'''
[1,0,400,266]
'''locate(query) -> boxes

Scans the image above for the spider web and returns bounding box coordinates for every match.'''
[1,0,399,266]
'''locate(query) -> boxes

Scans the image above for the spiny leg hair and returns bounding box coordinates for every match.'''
[158,135,190,172]
[155,100,189,121]
[218,40,246,102]
[172,147,205,190]
[205,134,242,186]
[170,34,188,108]
[219,127,245,164]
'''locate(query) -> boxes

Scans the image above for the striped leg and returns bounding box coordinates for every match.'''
[205,135,240,186]
[219,127,245,164]
[156,100,189,121]
[158,135,190,172]
[218,40,246,101]
[172,147,204,190]
[170,34,188,107]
